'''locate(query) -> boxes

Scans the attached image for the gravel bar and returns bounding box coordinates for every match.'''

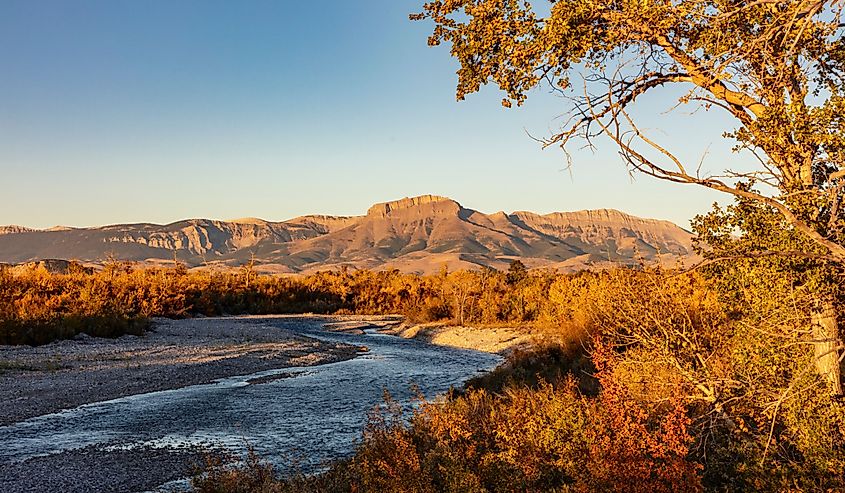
[0,316,359,426]
[0,316,362,493]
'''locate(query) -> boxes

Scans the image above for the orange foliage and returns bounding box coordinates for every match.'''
[584,337,702,493]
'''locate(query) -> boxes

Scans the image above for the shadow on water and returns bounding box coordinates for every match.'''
[0,317,501,474]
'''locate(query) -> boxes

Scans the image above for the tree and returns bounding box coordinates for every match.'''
[692,202,845,482]
[241,252,257,289]
[445,270,479,324]
[506,259,528,286]
[412,0,844,394]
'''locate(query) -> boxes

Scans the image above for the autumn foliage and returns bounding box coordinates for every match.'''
[3,258,843,490]
[185,262,843,492]
[0,259,600,346]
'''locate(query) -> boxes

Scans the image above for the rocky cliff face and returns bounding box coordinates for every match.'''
[0,196,696,273]
[0,226,35,235]
[88,218,336,258]
[366,195,460,218]
[511,209,692,257]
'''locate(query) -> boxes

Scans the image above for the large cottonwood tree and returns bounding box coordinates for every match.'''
[413,0,845,395]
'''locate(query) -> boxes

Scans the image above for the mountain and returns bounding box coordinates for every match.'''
[0,195,696,274]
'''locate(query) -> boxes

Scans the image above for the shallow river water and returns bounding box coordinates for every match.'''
[0,317,501,477]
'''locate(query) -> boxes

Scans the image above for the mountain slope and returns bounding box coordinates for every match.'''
[0,196,696,273]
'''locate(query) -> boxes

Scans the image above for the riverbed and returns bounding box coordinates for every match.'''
[0,316,502,492]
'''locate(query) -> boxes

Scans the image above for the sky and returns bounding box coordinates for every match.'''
[0,0,744,230]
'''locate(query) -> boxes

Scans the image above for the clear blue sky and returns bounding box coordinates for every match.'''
[1,0,739,230]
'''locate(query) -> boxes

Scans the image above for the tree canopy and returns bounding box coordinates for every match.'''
[412,0,845,263]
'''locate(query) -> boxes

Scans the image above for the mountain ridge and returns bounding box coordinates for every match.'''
[0,196,696,274]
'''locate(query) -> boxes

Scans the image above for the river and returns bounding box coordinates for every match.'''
[0,317,502,491]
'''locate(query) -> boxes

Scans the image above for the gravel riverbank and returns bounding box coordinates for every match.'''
[0,316,360,427]
[0,315,505,493]
[0,445,205,493]
[381,322,535,354]
[0,316,362,493]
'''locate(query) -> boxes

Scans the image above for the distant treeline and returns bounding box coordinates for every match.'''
[1,259,591,345]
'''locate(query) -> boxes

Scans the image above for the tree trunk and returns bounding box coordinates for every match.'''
[811,299,842,396]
